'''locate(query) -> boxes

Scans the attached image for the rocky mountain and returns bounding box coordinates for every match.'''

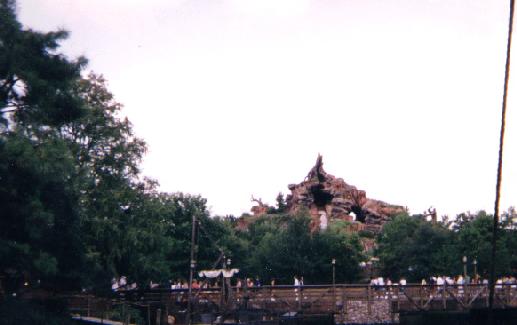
[285,155,406,233]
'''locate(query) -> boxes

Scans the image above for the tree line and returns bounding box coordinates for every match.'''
[1,0,516,296]
[376,209,517,282]
[0,1,361,293]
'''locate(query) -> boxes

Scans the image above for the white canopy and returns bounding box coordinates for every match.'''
[198,268,239,278]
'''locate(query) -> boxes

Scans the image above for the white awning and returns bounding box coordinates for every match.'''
[198,268,239,278]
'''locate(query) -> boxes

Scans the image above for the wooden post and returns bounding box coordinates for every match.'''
[163,305,169,325]
[396,285,400,313]
[486,284,489,307]
[298,287,302,311]
[442,283,447,310]
[220,274,225,309]
[419,285,423,308]
[505,284,508,305]
[342,286,347,322]
[123,302,127,325]
[126,304,130,325]
[388,286,394,323]
[225,277,234,309]
[332,285,336,313]
[187,213,197,325]
[263,286,267,311]
[463,284,467,307]
[367,285,372,316]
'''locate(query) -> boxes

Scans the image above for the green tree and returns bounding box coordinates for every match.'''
[454,212,511,278]
[275,192,287,213]
[55,73,149,288]
[0,0,86,129]
[0,1,222,294]
[0,1,88,290]
[310,227,363,283]
[244,213,363,284]
[376,214,454,281]
[0,134,84,290]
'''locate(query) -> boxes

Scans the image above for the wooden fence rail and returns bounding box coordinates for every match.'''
[64,284,517,324]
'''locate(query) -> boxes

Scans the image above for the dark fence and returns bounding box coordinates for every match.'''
[57,284,517,324]
[400,308,517,325]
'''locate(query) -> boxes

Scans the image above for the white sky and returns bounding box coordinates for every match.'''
[17,0,517,218]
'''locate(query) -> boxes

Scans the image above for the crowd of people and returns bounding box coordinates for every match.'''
[111,275,297,292]
[364,275,517,300]
[369,275,517,287]
[111,274,517,292]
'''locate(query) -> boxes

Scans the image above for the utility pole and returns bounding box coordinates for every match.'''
[473,259,478,282]
[332,258,336,313]
[187,213,197,325]
[462,256,467,279]
[489,1,515,321]
[221,256,226,308]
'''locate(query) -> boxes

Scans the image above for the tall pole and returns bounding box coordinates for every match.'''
[187,213,197,325]
[489,0,515,315]
[221,256,226,308]
[332,259,336,312]
[332,260,336,287]
[463,256,467,279]
[473,259,478,282]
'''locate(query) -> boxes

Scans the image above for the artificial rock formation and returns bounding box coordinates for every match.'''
[286,155,405,233]
[250,196,270,216]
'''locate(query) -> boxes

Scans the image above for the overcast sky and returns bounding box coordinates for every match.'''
[17,0,517,218]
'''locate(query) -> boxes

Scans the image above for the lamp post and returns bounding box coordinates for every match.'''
[332,258,336,286]
[462,256,468,278]
[187,213,197,325]
[366,261,373,280]
[359,261,366,283]
[332,258,336,311]
[473,259,478,282]
[222,257,231,305]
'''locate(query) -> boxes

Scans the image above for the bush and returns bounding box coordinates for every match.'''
[0,297,75,325]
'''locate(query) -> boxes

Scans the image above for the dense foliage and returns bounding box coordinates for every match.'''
[376,210,517,282]
[0,1,364,293]
[1,1,516,300]
[237,212,364,284]
[0,1,210,293]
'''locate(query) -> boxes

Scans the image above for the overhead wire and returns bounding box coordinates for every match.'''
[196,218,227,269]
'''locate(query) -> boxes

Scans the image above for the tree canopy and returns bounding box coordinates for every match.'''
[1,0,516,297]
[375,210,517,282]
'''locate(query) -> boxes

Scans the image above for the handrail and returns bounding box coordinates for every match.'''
[115,282,515,294]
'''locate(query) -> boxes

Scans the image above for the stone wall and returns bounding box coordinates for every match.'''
[338,299,398,324]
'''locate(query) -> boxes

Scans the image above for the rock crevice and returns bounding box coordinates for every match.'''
[286,155,405,233]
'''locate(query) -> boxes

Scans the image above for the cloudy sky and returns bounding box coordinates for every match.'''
[17,0,517,218]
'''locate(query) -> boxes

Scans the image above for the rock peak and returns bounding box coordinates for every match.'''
[286,158,405,235]
[305,154,327,182]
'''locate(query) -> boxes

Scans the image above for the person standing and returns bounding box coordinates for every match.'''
[270,278,276,302]
[294,276,300,301]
